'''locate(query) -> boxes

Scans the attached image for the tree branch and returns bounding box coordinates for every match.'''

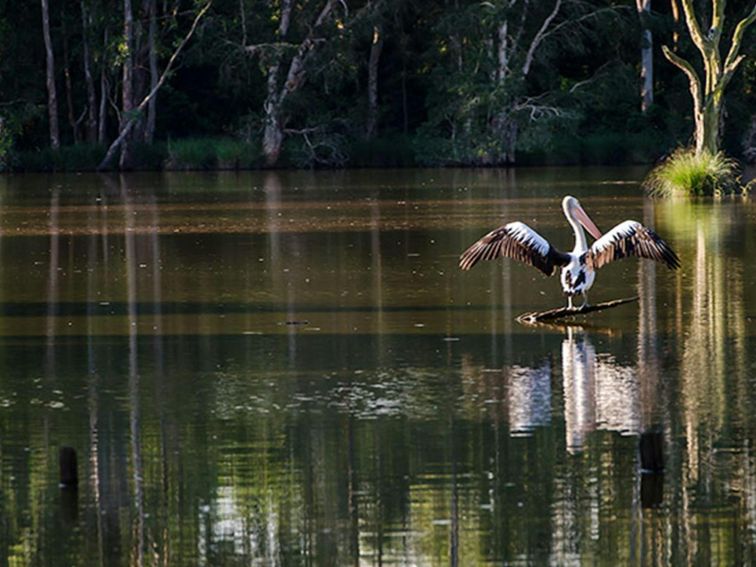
[662,44,703,112]
[97,2,212,170]
[521,0,561,77]
[723,4,756,75]
[278,0,338,106]
[678,0,708,53]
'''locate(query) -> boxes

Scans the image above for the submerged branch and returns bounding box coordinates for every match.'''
[516,296,639,324]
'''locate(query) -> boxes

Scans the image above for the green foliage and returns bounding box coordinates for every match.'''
[165,137,261,170]
[15,144,107,172]
[1,0,754,169]
[349,133,417,167]
[645,149,741,197]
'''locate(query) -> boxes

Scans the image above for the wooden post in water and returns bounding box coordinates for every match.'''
[59,446,79,486]
[639,430,664,473]
[639,430,664,508]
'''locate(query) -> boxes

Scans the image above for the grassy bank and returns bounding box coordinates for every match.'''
[11,138,264,172]
[9,131,679,172]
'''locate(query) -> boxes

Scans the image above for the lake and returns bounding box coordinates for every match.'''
[0,168,754,565]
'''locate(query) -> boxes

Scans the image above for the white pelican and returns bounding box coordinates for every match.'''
[459,195,680,309]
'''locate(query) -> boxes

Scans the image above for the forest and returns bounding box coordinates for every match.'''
[0,0,754,171]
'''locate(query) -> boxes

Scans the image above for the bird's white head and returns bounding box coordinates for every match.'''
[562,195,602,239]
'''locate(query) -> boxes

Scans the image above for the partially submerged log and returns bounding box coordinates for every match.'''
[516,296,639,324]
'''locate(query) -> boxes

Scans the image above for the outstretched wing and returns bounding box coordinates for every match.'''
[459,221,570,276]
[585,221,680,270]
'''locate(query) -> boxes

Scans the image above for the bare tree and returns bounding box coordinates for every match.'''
[40,0,60,149]
[98,2,212,170]
[145,0,158,143]
[637,0,653,112]
[120,0,135,167]
[244,0,344,166]
[366,24,384,139]
[98,28,109,144]
[661,1,756,155]
[81,0,99,142]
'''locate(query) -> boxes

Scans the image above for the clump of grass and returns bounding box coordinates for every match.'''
[165,137,261,170]
[166,138,218,170]
[645,148,739,197]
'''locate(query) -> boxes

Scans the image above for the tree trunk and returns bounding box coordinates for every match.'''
[695,97,722,155]
[661,1,756,156]
[98,29,109,144]
[81,0,98,143]
[120,0,135,168]
[263,113,284,167]
[97,2,211,170]
[503,119,518,165]
[365,25,383,140]
[258,0,292,166]
[743,114,756,163]
[61,14,80,143]
[40,0,60,149]
[669,0,680,48]
[638,0,653,112]
[497,21,508,81]
[145,0,158,143]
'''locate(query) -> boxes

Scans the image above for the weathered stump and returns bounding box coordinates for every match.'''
[516,297,639,324]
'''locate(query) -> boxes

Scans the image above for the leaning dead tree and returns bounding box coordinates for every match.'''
[97,3,212,170]
[661,0,756,155]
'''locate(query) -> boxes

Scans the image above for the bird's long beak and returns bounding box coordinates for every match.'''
[574,205,602,239]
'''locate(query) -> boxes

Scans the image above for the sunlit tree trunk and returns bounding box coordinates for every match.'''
[662,1,756,155]
[40,0,60,149]
[81,0,99,142]
[637,0,653,112]
[669,0,680,47]
[120,0,135,168]
[365,25,383,140]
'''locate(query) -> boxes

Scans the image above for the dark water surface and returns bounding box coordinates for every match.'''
[0,169,754,566]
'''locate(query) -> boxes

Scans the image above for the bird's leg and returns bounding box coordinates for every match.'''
[567,296,574,310]
[580,292,589,309]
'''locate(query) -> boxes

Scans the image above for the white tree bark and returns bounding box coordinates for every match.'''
[98,3,212,170]
[637,0,653,112]
[366,25,383,139]
[120,0,135,168]
[40,0,60,149]
[254,0,339,165]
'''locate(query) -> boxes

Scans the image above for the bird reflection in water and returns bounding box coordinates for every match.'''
[504,326,640,454]
[561,326,640,454]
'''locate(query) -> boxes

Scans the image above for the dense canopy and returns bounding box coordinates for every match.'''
[0,0,754,170]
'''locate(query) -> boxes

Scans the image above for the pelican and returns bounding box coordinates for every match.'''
[459,195,680,309]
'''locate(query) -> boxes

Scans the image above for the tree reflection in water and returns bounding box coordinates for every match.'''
[0,175,754,565]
